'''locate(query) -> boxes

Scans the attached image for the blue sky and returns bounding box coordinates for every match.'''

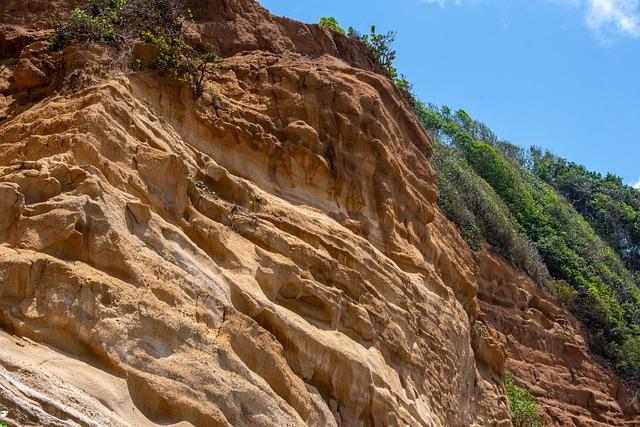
[258,0,640,187]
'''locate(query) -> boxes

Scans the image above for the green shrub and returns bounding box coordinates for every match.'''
[319,17,344,34]
[48,6,118,50]
[532,149,640,274]
[360,25,399,80]
[417,101,551,287]
[505,373,543,427]
[394,74,412,91]
[140,30,219,98]
[324,22,409,90]
[552,279,577,305]
[49,0,219,99]
[346,26,360,39]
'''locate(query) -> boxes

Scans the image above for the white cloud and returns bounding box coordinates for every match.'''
[420,0,465,7]
[420,0,449,7]
[584,0,640,38]
[632,178,640,189]
[420,0,640,38]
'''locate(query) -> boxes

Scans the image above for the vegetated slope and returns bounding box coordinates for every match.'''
[418,103,640,424]
[0,1,514,426]
[531,151,640,276]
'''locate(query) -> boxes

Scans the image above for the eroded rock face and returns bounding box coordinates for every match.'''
[1,1,636,426]
[0,65,506,427]
[0,1,509,426]
[477,252,640,426]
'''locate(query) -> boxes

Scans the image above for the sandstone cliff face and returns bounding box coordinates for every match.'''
[0,1,510,426]
[0,1,637,426]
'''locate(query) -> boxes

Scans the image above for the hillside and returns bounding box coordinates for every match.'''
[0,0,638,426]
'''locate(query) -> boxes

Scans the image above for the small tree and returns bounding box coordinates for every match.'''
[141,31,220,99]
[361,25,398,79]
[187,51,220,98]
[395,74,412,91]
[347,26,360,39]
[319,17,345,34]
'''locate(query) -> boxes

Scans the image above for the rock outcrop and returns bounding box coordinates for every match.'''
[477,252,640,426]
[0,1,637,426]
[0,1,509,426]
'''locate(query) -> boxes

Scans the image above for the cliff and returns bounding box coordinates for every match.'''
[0,1,637,426]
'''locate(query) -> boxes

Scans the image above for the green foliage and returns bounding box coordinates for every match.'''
[552,279,577,305]
[140,29,219,98]
[347,26,360,39]
[49,0,219,98]
[532,150,640,275]
[330,23,409,91]
[360,25,399,80]
[505,373,543,427]
[132,58,144,70]
[318,17,344,34]
[619,335,640,379]
[394,74,412,91]
[417,102,640,384]
[415,100,550,286]
[50,0,189,48]
[48,6,118,50]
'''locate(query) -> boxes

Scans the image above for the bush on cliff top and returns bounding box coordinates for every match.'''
[319,17,345,34]
[359,25,411,89]
[48,0,218,99]
[322,17,410,90]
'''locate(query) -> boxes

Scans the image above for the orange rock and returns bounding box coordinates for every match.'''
[12,58,48,89]
[477,251,640,426]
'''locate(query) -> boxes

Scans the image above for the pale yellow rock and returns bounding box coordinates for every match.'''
[0,61,507,427]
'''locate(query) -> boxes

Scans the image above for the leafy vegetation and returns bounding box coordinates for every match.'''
[48,0,218,98]
[140,30,219,98]
[358,25,411,89]
[531,150,640,276]
[423,112,550,287]
[505,373,543,427]
[318,17,345,34]
[360,26,397,77]
[417,102,640,384]
[48,6,118,50]
[319,19,409,90]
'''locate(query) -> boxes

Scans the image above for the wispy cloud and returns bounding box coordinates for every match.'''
[420,0,640,38]
[420,0,450,7]
[583,0,640,38]
[632,178,640,189]
[556,0,640,38]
